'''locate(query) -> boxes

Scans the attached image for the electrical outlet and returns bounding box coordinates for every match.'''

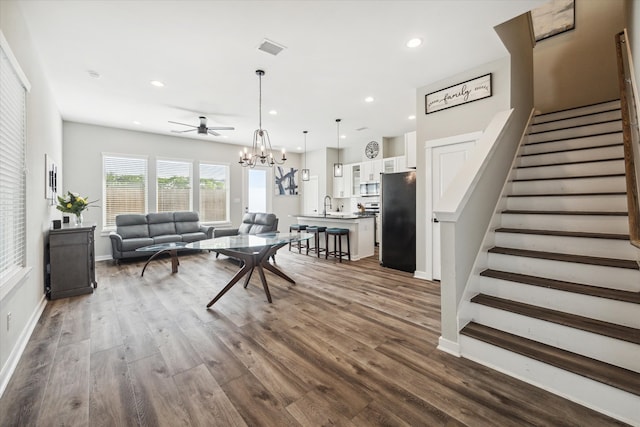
[7,312,11,331]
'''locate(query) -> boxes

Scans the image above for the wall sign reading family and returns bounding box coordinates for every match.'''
[425,73,492,114]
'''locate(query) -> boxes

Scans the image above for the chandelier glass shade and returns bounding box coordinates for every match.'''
[301,130,310,181]
[333,118,343,177]
[239,69,286,168]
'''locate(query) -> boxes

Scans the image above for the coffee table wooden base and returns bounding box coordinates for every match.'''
[141,249,180,277]
[207,242,292,307]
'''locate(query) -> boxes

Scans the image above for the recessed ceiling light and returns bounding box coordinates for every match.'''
[133,120,141,125]
[408,115,416,120]
[406,38,423,48]
[364,96,374,103]
[150,80,165,87]
[296,146,302,151]
[340,135,346,139]
[269,110,278,115]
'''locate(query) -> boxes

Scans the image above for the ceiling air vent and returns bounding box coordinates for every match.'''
[258,39,286,56]
[356,127,368,131]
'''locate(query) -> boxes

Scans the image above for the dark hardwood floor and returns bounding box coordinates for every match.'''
[0,249,627,426]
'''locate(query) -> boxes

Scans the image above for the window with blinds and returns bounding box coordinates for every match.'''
[157,159,192,212]
[199,163,229,222]
[103,155,148,228]
[0,38,28,287]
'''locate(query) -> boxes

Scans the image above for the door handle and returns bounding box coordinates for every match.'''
[432,218,439,223]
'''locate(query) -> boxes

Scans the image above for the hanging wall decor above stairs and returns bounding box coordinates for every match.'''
[458,100,640,425]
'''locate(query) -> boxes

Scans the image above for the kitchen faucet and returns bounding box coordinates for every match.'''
[323,195,332,217]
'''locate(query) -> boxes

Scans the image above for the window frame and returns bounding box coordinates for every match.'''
[102,153,149,230]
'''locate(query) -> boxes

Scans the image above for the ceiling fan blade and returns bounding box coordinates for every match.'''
[208,126,235,131]
[168,120,197,128]
[171,129,196,133]
[207,130,221,137]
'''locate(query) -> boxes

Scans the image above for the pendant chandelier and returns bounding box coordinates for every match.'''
[334,118,343,177]
[239,69,286,167]
[301,130,310,181]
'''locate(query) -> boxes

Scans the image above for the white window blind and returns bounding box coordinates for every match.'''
[103,155,148,228]
[0,41,27,286]
[157,159,192,212]
[199,163,229,222]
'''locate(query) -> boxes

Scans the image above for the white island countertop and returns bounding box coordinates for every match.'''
[292,214,375,260]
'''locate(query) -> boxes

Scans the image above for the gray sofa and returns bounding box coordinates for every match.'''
[109,211,214,261]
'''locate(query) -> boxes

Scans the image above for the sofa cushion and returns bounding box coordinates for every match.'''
[147,212,176,237]
[152,234,182,244]
[174,211,200,234]
[116,214,149,239]
[181,232,208,242]
[121,237,154,251]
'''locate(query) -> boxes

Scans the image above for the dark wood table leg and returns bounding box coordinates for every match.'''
[261,243,296,284]
[170,249,179,273]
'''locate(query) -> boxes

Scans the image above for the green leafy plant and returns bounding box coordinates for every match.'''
[56,191,98,215]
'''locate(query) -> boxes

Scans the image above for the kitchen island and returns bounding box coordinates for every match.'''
[292,214,375,260]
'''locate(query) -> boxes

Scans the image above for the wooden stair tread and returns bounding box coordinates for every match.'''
[520,143,624,158]
[480,269,640,304]
[528,118,621,136]
[502,209,628,216]
[495,228,630,240]
[470,294,640,345]
[524,129,622,148]
[512,173,625,182]
[507,192,627,198]
[460,322,640,396]
[488,246,639,270]
[516,157,624,169]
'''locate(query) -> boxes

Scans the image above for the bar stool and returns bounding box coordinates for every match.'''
[289,224,309,253]
[325,228,351,262]
[305,226,327,257]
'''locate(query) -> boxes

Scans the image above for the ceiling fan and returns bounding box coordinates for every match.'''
[168,116,234,137]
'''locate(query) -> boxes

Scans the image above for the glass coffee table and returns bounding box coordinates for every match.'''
[187,232,312,307]
[136,241,191,276]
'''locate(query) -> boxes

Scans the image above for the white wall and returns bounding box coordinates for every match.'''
[415,56,511,277]
[62,122,302,259]
[0,0,62,393]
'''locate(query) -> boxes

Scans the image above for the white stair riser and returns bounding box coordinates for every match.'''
[521,143,623,165]
[494,232,636,260]
[533,101,621,124]
[477,276,640,328]
[505,194,628,212]
[514,159,624,180]
[527,121,622,144]
[459,335,640,426]
[469,304,640,372]
[500,212,630,234]
[509,175,626,194]
[531,110,621,133]
[487,252,640,291]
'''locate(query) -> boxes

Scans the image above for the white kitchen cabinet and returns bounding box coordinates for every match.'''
[361,159,382,182]
[381,156,407,173]
[351,163,361,196]
[405,131,416,169]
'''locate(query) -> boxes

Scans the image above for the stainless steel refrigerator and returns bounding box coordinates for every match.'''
[380,171,416,272]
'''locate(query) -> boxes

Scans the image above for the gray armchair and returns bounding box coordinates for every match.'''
[213,212,279,260]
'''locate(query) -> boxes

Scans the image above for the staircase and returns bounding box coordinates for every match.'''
[458,100,640,425]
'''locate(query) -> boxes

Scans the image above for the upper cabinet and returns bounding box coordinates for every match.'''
[351,163,361,196]
[405,131,416,169]
[361,159,382,182]
[382,156,407,173]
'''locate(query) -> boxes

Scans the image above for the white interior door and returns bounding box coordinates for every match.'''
[303,176,319,215]
[425,131,481,280]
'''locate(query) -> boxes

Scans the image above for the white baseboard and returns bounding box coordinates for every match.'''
[437,336,460,357]
[95,254,112,262]
[414,270,433,281]
[0,295,47,398]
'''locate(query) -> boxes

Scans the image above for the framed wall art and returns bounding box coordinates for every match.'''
[275,166,299,196]
[45,154,58,204]
[425,73,492,114]
[531,0,575,42]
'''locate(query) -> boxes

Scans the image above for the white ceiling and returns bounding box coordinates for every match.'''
[17,0,544,153]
